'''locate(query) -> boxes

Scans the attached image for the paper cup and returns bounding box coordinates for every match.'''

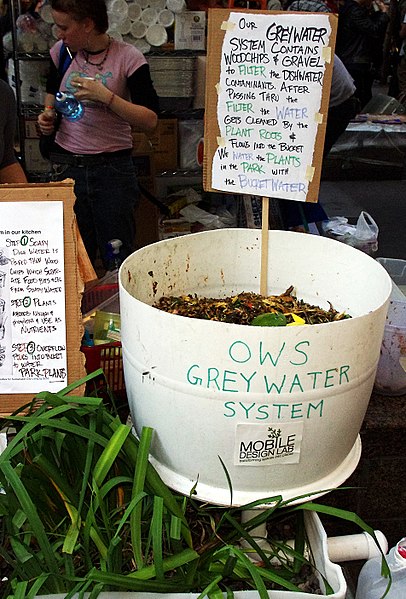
[158,8,175,27]
[145,23,167,46]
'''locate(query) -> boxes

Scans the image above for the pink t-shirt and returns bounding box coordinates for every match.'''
[51,39,146,154]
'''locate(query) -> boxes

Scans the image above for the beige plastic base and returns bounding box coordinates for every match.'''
[149,436,362,507]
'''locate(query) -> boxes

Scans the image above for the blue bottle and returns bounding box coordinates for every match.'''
[55,91,84,121]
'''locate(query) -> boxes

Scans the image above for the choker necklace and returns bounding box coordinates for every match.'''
[81,36,111,71]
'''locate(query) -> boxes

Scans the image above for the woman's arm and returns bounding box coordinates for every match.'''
[71,64,159,133]
[0,83,28,183]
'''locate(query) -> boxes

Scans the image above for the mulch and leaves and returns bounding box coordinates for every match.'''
[154,286,351,326]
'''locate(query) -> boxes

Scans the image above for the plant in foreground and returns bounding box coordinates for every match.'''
[0,371,391,598]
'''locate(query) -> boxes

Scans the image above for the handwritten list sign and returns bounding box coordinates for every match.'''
[0,201,67,393]
[203,10,337,202]
[0,182,86,416]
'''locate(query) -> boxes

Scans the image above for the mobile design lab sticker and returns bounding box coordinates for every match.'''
[234,421,304,466]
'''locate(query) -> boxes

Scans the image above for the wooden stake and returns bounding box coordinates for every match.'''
[260,196,269,296]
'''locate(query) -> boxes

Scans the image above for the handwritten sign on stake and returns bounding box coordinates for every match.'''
[203,9,337,294]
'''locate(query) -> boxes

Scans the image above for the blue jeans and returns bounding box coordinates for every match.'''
[52,154,139,268]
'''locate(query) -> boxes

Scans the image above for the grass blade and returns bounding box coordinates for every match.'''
[0,461,60,591]
[151,495,164,580]
[130,426,153,569]
[93,423,130,487]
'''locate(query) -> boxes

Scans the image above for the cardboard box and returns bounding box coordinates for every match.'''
[158,216,192,240]
[132,119,178,172]
[135,194,159,249]
[24,118,40,139]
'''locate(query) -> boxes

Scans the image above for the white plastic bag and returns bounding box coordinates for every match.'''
[180,204,236,229]
[321,211,379,255]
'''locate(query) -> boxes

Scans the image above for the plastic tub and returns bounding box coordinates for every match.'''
[35,512,347,598]
[119,229,391,506]
[374,258,406,396]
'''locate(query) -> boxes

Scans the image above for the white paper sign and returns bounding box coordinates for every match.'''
[211,12,332,200]
[0,201,67,392]
[234,421,304,466]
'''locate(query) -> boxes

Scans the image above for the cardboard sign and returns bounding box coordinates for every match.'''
[0,182,86,415]
[203,9,337,202]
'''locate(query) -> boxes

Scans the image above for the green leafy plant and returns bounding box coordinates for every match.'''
[0,371,391,598]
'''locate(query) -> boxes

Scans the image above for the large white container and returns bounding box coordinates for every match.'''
[119,229,391,506]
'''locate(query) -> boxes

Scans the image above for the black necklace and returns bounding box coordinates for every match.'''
[81,36,111,71]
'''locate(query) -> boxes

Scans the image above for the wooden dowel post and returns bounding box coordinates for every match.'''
[260,196,269,296]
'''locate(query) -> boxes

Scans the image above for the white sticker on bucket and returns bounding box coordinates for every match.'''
[234,422,304,466]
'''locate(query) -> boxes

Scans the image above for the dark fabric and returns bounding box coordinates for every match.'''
[324,94,360,156]
[343,63,374,108]
[51,155,139,268]
[0,80,19,170]
[39,113,61,160]
[336,0,389,66]
[336,0,389,108]
[127,64,160,115]
[49,148,132,167]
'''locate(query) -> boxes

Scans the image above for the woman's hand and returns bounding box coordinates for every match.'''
[70,77,157,131]
[71,77,113,105]
[373,0,388,12]
[37,108,56,135]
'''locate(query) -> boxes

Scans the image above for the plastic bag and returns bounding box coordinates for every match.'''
[180,204,236,229]
[321,211,378,256]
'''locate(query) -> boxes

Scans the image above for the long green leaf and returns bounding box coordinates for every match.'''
[130,426,153,569]
[87,566,191,592]
[93,424,130,488]
[24,573,49,599]
[0,462,61,592]
[128,547,199,580]
[226,546,269,599]
[197,575,223,599]
[151,495,164,581]
[110,418,192,546]
[36,369,105,398]
[112,491,146,541]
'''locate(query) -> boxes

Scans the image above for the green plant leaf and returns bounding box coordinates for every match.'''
[131,426,153,569]
[151,495,164,580]
[251,312,287,326]
[93,423,130,488]
[0,461,61,592]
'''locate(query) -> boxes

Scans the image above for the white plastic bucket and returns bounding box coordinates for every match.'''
[119,229,391,506]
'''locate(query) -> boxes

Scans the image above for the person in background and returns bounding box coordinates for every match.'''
[0,79,28,183]
[285,0,330,12]
[278,2,359,228]
[37,0,159,271]
[397,9,406,98]
[335,0,389,109]
[324,54,360,155]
